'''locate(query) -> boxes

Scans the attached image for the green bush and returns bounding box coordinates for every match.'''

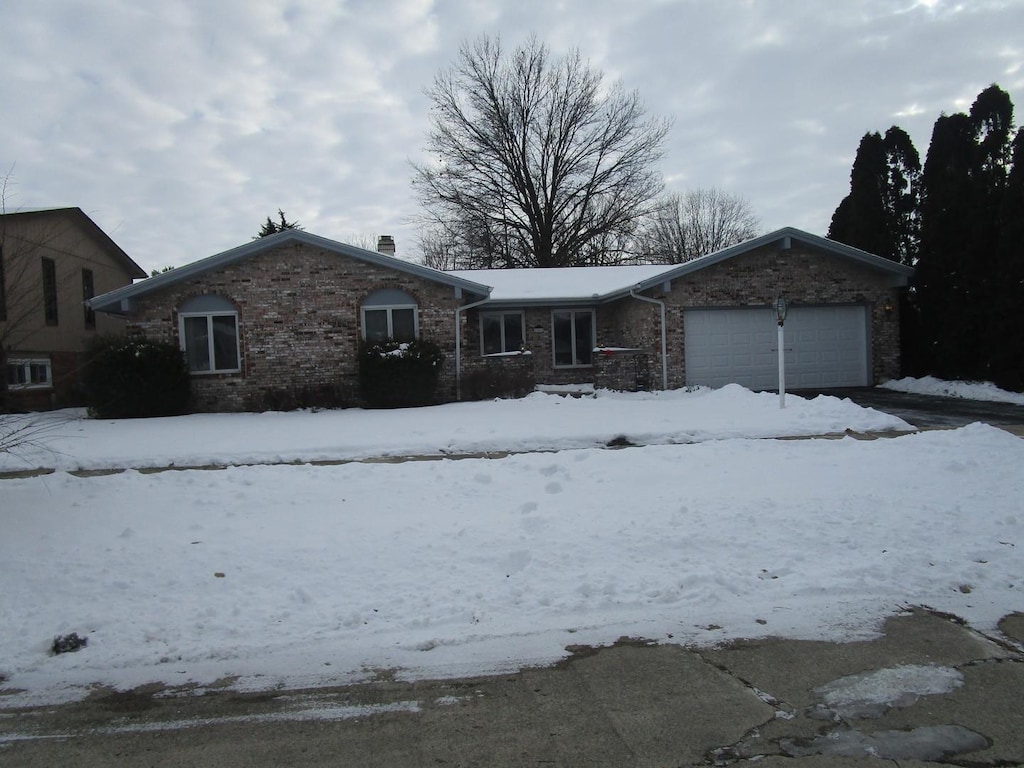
[358,339,445,408]
[82,336,191,418]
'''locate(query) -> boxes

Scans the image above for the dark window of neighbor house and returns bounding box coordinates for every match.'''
[361,289,418,342]
[6,358,52,389]
[0,244,7,321]
[82,268,95,329]
[178,295,241,374]
[552,309,595,367]
[481,311,525,354]
[42,257,58,325]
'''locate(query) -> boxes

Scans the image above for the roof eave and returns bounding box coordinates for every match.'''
[89,230,493,313]
[632,227,914,292]
[2,206,147,279]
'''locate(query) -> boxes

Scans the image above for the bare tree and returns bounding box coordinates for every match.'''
[412,35,671,269]
[641,189,762,264]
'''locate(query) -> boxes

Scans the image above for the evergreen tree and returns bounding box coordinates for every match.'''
[915,112,985,378]
[828,132,890,258]
[255,209,302,238]
[827,128,920,265]
[991,127,1024,389]
[881,127,921,266]
[966,86,1015,380]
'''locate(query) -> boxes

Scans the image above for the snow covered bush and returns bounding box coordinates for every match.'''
[82,336,191,418]
[358,339,445,408]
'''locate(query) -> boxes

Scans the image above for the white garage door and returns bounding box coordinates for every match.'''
[684,305,869,389]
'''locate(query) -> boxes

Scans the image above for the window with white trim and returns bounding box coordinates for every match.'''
[481,311,525,355]
[6,358,52,389]
[361,289,418,342]
[178,295,241,374]
[552,309,595,367]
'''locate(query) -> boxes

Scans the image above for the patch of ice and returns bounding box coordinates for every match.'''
[814,664,963,719]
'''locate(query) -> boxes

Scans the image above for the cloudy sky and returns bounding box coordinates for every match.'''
[2,0,1022,274]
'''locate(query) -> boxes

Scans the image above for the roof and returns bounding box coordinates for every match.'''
[450,227,913,305]
[631,227,914,293]
[89,226,913,315]
[89,229,493,314]
[448,264,672,306]
[1,206,146,279]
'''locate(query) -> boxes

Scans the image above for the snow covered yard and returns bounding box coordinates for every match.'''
[2,385,1022,708]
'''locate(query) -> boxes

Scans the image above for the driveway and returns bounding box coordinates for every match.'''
[798,386,1024,430]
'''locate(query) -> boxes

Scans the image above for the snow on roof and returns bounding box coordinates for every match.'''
[448,264,673,303]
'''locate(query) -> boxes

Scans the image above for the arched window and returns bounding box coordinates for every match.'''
[361,289,418,342]
[178,295,240,373]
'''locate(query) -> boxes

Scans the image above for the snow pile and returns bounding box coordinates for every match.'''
[881,376,1024,406]
[0,385,911,473]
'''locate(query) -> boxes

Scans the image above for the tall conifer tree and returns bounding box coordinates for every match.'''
[914,113,976,378]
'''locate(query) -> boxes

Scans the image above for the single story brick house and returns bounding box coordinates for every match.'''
[89,227,913,412]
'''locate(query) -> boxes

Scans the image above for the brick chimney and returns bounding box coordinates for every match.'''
[377,235,396,256]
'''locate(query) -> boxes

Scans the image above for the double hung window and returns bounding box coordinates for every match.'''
[6,358,52,389]
[552,310,595,367]
[481,311,524,355]
[361,289,418,342]
[178,295,240,374]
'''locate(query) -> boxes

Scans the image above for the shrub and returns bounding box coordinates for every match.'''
[82,336,191,418]
[462,364,535,400]
[358,339,445,408]
[245,384,353,412]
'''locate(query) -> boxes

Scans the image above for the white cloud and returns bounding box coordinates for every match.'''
[0,0,1021,270]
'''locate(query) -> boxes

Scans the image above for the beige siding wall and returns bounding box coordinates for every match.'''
[2,210,139,408]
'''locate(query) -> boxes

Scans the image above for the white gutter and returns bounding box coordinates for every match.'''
[455,294,492,401]
[629,288,669,391]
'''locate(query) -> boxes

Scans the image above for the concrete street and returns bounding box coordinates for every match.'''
[2,609,1023,766]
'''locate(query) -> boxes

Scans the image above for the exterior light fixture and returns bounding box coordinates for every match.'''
[774,294,789,325]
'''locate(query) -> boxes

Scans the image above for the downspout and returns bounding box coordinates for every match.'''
[455,292,492,401]
[629,287,669,391]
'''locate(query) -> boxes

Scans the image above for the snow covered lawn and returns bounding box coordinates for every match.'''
[2,386,1022,708]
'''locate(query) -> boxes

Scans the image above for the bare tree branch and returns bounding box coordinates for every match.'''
[412,35,671,268]
[640,189,762,264]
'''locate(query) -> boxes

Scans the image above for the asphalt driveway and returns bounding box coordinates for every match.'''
[798,386,1024,430]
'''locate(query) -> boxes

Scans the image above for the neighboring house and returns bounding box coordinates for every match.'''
[88,227,913,412]
[1,207,146,410]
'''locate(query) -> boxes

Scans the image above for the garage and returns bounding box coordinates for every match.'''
[683,305,869,390]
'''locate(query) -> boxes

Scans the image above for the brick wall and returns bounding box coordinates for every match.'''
[123,241,904,411]
[462,245,903,394]
[658,244,903,388]
[125,242,464,412]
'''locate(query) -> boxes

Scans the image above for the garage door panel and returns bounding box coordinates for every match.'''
[684,306,868,389]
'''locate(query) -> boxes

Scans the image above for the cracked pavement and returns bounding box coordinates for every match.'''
[2,607,1023,766]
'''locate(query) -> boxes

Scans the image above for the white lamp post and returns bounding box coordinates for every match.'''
[774,295,789,409]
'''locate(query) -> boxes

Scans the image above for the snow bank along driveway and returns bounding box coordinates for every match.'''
[1,386,1021,707]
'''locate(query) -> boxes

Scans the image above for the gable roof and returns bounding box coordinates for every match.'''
[90,226,912,316]
[90,229,493,314]
[449,227,913,305]
[1,206,147,279]
[630,227,914,294]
